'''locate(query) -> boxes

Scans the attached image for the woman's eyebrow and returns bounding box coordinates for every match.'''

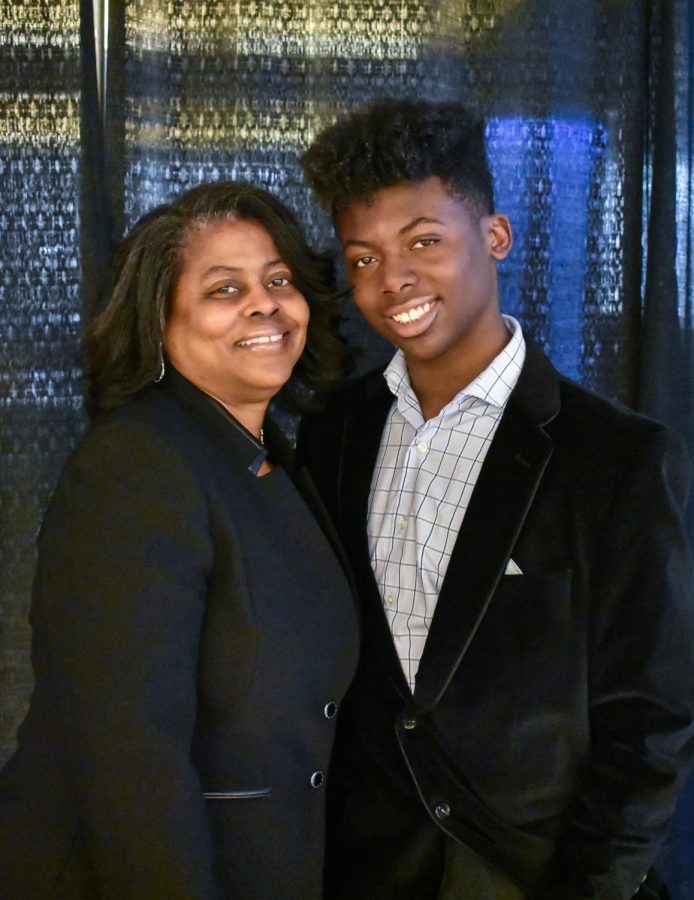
[201,259,284,278]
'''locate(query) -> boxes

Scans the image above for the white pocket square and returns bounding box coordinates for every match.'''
[504,558,523,576]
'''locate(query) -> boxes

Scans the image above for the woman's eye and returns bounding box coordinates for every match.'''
[354,256,376,269]
[412,237,439,249]
[268,276,291,288]
[211,284,239,296]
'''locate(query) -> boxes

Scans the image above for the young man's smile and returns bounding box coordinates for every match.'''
[385,295,439,335]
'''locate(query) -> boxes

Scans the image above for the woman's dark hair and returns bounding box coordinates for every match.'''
[301,98,494,220]
[85,181,350,416]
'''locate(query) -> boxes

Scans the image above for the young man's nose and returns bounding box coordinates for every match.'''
[381,255,416,294]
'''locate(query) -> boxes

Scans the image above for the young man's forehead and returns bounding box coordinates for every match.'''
[336,176,485,226]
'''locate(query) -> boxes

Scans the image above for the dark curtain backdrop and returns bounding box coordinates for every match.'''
[2,0,693,895]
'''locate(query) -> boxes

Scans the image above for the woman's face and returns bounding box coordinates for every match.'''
[164,217,309,412]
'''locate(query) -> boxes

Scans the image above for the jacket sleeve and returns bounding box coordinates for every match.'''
[30,417,222,899]
[534,427,694,899]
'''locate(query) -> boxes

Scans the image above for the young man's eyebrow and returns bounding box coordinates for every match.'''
[399,216,445,235]
[342,217,446,249]
[342,239,372,250]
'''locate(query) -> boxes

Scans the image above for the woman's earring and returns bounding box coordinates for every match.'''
[154,344,166,383]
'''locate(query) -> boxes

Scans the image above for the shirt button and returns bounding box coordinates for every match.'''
[310,771,324,788]
[417,441,429,453]
[324,701,337,718]
[386,594,396,607]
[402,717,417,730]
[434,801,451,819]
[398,516,408,529]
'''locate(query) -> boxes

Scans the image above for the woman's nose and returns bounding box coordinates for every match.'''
[245,285,279,316]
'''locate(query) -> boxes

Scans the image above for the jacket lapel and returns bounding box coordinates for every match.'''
[337,372,393,563]
[157,366,266,469]
[340,373,413,697]
[413,344,561,710]
[292,465,357,590]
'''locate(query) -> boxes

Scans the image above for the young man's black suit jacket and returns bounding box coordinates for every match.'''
[299,343,694,900]
[0,368,358,900]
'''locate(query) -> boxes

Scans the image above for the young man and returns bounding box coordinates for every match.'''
[298,99,694,899]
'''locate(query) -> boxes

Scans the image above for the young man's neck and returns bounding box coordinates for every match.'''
[406,317,511,421]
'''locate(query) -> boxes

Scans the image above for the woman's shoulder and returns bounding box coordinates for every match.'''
[69,379,259,488]
[81,384,162,436]
[62,386,202,486]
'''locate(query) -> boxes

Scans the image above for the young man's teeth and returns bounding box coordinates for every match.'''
[237,333,283,347]
[392,302,432,324]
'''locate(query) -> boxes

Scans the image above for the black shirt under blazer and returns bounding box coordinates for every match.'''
[298,343,694,900]
[0,368,359,899]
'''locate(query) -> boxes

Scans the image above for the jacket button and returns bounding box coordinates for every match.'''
[310,771,324,788]
[403,717,417,730]
[434,801,451,820]
[324,701,338,718]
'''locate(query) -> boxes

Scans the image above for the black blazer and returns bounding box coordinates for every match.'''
[0,369,359,900]
[299,344,694,900]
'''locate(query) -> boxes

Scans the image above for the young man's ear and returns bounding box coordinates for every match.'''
[487,213,512,260]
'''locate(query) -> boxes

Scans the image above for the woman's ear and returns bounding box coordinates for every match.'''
[487,213,512,260]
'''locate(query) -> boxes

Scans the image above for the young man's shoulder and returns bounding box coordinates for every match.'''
[296,365,390,470]
[511,339,673,448]
[554,371,674,446]
[305,365,390,426]
[331,364,390,402]
[545,371,689,508]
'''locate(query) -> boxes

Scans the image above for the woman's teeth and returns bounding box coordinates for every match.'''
[392,302,432,324]
[236,333,284,347]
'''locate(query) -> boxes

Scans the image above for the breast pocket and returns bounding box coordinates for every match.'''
[493,568,574,646]
[203,788,272,800]
[458,568,581,710]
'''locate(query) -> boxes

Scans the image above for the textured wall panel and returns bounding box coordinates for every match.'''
[0,0,85,763]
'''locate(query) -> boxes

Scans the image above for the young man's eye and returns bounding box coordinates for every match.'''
[354,256,376,269]
[412,237,439,249]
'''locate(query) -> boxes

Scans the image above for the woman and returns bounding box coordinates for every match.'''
[0,182,359,899]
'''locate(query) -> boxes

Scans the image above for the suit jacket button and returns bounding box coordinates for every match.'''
[324,701,338,718]
[403,717,417,730]
[434,801,451,820]
[310,771,324,788]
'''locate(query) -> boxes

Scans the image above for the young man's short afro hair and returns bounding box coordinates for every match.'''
[301,98,495,221]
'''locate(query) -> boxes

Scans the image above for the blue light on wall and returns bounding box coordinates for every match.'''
[488,116,604,382]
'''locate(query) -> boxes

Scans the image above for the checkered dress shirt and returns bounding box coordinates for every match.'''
[368,316,526,690]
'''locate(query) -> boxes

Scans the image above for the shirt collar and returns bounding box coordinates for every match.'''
[383,315,526,419]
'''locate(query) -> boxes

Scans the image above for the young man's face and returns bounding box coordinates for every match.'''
[336,176,512,369]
